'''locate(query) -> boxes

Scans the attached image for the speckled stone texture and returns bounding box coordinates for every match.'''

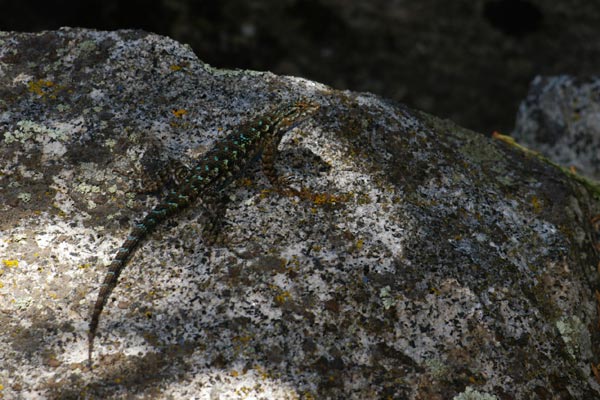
[513,75,600,181]
[1,28,600,399]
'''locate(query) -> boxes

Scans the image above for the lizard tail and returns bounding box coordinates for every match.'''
[87,194,190,365]
[88,226,145,366]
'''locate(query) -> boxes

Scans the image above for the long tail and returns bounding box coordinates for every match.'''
[88,192,190,365]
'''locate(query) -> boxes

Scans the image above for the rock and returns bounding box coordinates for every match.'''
[514,75,600,181]
[1,28,599,399]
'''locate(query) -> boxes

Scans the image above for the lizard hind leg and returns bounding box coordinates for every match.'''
[119,135,193,195]
[142,157,192,194]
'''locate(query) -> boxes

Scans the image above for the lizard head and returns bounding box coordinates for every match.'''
[274,99,320,132]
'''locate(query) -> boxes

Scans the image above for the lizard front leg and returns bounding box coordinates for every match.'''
[261,137,301,196]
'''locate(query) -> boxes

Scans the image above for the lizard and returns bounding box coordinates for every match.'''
[88,98,320,366]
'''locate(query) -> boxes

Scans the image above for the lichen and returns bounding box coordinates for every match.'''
[453,387,499,400]
[4,120,69,144]
[379,285,395,310]
[425,358,449,380]
[556,315,592,360]
[17,192,31,203]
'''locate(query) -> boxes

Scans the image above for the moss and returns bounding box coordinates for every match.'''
[493,132,600,201]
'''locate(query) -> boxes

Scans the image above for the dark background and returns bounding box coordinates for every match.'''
[2,0,599,134]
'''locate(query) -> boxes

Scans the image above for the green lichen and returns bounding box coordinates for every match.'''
[4,120,68,144]
[202,62,265,77]
[556,315,592,360]
[453,387,498,400]
[75,183,101,195]
[380,286,395,310]
[78,39,97,53]
[86,199,97,210]
[424,358,449,380]
[17,192,31,203]
[14,296,33,310]
[104,138,117,149]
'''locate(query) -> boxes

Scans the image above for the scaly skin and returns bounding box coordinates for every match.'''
[88,99,320,365]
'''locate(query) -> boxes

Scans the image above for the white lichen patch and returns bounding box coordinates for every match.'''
[379,286,396,310]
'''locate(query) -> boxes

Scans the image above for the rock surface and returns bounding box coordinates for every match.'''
[1,28,600,399]
[514,75,600,182]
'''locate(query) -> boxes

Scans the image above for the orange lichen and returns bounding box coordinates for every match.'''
[253,365,266,379]
[592,363,600,384]
[530,195,542,213]
[233,335,253,344]
[27,79,67,100]
[355,239,364,251]
[293,187,351,205]
[28,79,55,96]
[172,109,187,118]
[275,290,291,304]
[239,178,253,187]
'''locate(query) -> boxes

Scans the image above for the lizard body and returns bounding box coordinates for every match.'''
[88,99,320,365]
